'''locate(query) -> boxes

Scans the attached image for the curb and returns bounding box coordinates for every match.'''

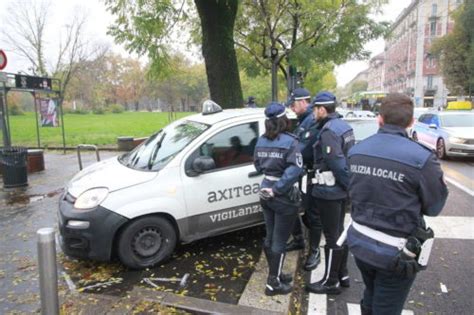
[238,249,300,314]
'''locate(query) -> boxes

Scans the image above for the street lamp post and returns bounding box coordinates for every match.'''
[271,47,278,102]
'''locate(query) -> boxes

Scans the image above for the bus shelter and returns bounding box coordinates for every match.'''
[0,72,66,151]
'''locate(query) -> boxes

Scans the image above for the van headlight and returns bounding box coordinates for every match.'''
[74,188,109,210]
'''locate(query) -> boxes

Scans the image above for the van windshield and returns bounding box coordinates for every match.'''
[119,120,209,171]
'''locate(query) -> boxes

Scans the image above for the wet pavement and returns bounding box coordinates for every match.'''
[0,150,267,314]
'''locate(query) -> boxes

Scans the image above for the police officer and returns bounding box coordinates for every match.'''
[346,93,448,314]
[285,88,323,271]
[253,102,303,296]
[306,91,354,295]
[246,96,257,108]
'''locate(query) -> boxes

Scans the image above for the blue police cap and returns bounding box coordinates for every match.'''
[312,91,336,108]
[264,102,286,119]
[285,88,311,107]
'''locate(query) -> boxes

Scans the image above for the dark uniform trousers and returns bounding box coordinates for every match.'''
[261,197,299,254]
[356,258,416,315]
[313,198,342,248]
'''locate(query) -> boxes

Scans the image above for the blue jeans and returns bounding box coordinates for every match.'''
[355,258,416,315]
[261,197,298,254]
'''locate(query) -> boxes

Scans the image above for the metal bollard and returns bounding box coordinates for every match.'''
[37,228,59,315]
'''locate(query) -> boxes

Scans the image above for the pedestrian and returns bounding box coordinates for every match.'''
[306,91,355,295]
[246,96,257,108]
[346,93,448,314]
[285,88,323,271]
[253,102,303,296]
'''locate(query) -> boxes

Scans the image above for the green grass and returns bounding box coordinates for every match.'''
[3,112,193,148]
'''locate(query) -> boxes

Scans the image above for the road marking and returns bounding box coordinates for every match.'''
[344,215,474,241]
[425,216,474,240]
[347,303,414,315]
[308,249,327,315]
[440,283,448,293]
[445,176,474,196]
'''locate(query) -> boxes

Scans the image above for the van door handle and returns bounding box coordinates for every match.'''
[248,171,262,178]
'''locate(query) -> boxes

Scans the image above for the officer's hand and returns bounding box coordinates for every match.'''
[259,188,274,200]
[392,252,421,278]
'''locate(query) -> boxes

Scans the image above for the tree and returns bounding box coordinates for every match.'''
[304,63,337,95]
[240,72,272,107]
[234,0,388,99]
[194,0,243,107]
[431,2,473,96]
[351,80,369,94]
[2,0,98,104]
[105,0,243,108]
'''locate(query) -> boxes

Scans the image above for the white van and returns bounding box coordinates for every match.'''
[58,101,266,269]
[58,101,377,269]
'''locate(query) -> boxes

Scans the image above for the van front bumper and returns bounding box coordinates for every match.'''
[58,192,128,261]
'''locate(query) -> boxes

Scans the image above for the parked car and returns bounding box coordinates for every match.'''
[345,110,376,118]
[408,107,431,138]
[58,101,379,269]
[412,110,474,159]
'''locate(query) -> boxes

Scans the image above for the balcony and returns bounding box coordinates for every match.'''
[424,85,437,95]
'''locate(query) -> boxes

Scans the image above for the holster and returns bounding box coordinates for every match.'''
[414,227,435,267]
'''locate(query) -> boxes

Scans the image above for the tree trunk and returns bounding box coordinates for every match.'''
[194,0,243,109]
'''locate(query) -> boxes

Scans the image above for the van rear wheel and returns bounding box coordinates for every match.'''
[117,216,177,269]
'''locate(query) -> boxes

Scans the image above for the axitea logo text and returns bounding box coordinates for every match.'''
[207,183,260,203]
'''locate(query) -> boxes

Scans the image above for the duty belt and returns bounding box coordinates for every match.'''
[351,221,407,250]
[265,175,281,181]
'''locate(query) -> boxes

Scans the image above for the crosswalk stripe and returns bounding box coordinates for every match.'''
[344,216,474,240]
[346,303,414,315]
[445,176,474,196]
[425,216,474,240]
[308,251,327,315]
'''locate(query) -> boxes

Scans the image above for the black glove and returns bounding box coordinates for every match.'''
[287,185,302,204]
[392,251,421,278]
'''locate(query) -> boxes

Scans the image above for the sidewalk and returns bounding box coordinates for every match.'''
[0,150,302,314]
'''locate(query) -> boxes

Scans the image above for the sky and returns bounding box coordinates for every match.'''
[1,0,412,88]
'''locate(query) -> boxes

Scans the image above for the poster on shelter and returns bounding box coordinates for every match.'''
[37,98,59,127]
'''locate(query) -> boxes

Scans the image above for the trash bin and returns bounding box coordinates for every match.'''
[0,147,28,188]
[117,136,135,151]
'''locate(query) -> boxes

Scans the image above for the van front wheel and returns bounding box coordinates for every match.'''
[117,216,177,269]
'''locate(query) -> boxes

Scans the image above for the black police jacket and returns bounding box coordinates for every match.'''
[294,107,319,168]
[311,113,355,200]
[346,124,448,270]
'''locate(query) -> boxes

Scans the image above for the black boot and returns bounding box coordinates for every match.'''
[265,250,293,296]
[304,228,322,271]
[285,234,305,252]
[306,246,343,295]
[263,246,292,284]
[339,244,350,287]
[360,300,372,315]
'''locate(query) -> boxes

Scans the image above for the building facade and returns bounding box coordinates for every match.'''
[367,53,385,91]
[383,0,462,107]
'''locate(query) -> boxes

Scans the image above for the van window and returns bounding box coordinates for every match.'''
[198,122,259,169]
[119,120,209,171]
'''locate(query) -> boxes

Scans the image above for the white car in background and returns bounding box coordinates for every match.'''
[345,110,376,118]
[408,107,431,138]
[412,111,474,159]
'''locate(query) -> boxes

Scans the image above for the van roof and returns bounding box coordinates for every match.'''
[186,108,266,125]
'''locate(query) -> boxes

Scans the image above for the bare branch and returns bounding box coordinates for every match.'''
[234,40,270,70]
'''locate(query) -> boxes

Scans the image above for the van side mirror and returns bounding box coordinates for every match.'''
[189,156,216,176]
[429,123,437,129]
